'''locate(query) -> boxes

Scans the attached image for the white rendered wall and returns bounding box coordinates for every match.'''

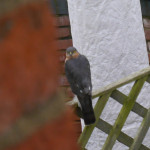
[67,0,150,149]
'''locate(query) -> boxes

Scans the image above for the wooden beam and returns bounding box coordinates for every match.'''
[102,76,147,150]
[129,107,150,150]
[78,92,111,148]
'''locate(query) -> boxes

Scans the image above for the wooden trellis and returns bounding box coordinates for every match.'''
[69,67,150,150]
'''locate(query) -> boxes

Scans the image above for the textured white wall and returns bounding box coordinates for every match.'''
[67,0,150,149]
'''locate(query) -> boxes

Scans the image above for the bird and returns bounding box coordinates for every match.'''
[65,46,96,125]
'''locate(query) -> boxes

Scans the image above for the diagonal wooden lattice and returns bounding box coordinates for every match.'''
[69,67,150,150]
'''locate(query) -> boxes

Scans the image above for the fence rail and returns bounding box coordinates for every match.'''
[70,67,150,150]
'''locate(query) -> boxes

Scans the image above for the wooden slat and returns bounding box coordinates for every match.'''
[111,89,127,104]
[67,67,150,106]
[102,76,147,150]
[78,92,111,148]
[96,119,149,150]
[146,75,150,84]
[75,108,150,150]
[93,67,150,99]
[75,104,150,150]
[73,68,150,149]
[130,107,150,150]
[111,90,148,118]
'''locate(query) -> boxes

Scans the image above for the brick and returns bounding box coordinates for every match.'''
[0,2,79,150]
[9,109,79,150]
[65,97,74,102]
[57,39,72,50]
[59,75,69,86]
[56,27,71,38]
[143,18,150,28]
[73,122,82,133]
[56,16,70,27]
[59,51,66,62]
[61,63,65,74]
[73,114,81,121]
[0,2,61,134]
[144,29,150,40]
[66,87,74,98]
[60,63,65,74]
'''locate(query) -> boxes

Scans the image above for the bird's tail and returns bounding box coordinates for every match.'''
[79,95,96,125]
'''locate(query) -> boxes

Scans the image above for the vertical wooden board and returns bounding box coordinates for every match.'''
[102,76,147,150]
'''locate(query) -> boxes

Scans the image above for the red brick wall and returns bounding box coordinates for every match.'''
[143,17,150,63]
[56,15,81,135]
[0,1,79,150]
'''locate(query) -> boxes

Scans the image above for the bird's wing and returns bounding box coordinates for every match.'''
[65,55,92,96]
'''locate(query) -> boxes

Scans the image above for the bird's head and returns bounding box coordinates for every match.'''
[66,47,79,59]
